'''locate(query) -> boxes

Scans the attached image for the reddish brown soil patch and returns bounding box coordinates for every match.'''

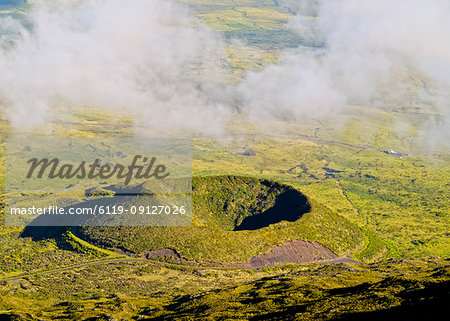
[247,240,339,268]
[142,241,357,269]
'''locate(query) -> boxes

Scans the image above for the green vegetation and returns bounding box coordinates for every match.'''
[0,226,105,279]
[191,125,449,260]
[76,176,363,264]
[0,0,448,319]
[63,230,123,258]
[0,258,447,320]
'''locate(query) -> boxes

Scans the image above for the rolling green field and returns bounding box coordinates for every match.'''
[0,0,449,320]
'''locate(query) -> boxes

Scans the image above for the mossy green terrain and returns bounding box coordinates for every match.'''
[0,258,447,320]
[0,0,448,319]
[76,176,363,263]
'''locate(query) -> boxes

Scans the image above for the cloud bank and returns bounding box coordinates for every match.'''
[0,0,226,132]
[0,0,449,146]
[239,0,450,145]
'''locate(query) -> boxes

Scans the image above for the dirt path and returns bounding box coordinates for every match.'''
[1,240,363,283]
[0,253,360,283]
[0,258,145,282]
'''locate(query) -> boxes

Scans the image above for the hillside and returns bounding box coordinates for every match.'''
[0,0,448,320]
[75,176,364,264]
[0,258,448,320]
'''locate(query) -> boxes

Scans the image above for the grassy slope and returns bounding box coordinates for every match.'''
[0,0,448,318]
[0,87,448,273]
[77,176,364,263]
[0,258,447,320]
[191,125,449,261]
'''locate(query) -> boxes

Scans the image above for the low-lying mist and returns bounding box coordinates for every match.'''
[239,0,450,148]
[0,0,227,132]
[0,0,449,148]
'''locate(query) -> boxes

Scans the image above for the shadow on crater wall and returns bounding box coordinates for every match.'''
[234,188,311,231]
[21,225,66,241]
[21,176,312,243]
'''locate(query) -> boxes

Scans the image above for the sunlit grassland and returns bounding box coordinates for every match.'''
[0,0,447,271]
[192,132,449,260]
[192,0,303,78]
[198,7,293,32]
[78,199,364,263]
[0,1,448,319]
[0,100,449,269]
[317,104,443,152]
[224,46,279,79]
[0,258,447,320]
[0,227,105,278]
